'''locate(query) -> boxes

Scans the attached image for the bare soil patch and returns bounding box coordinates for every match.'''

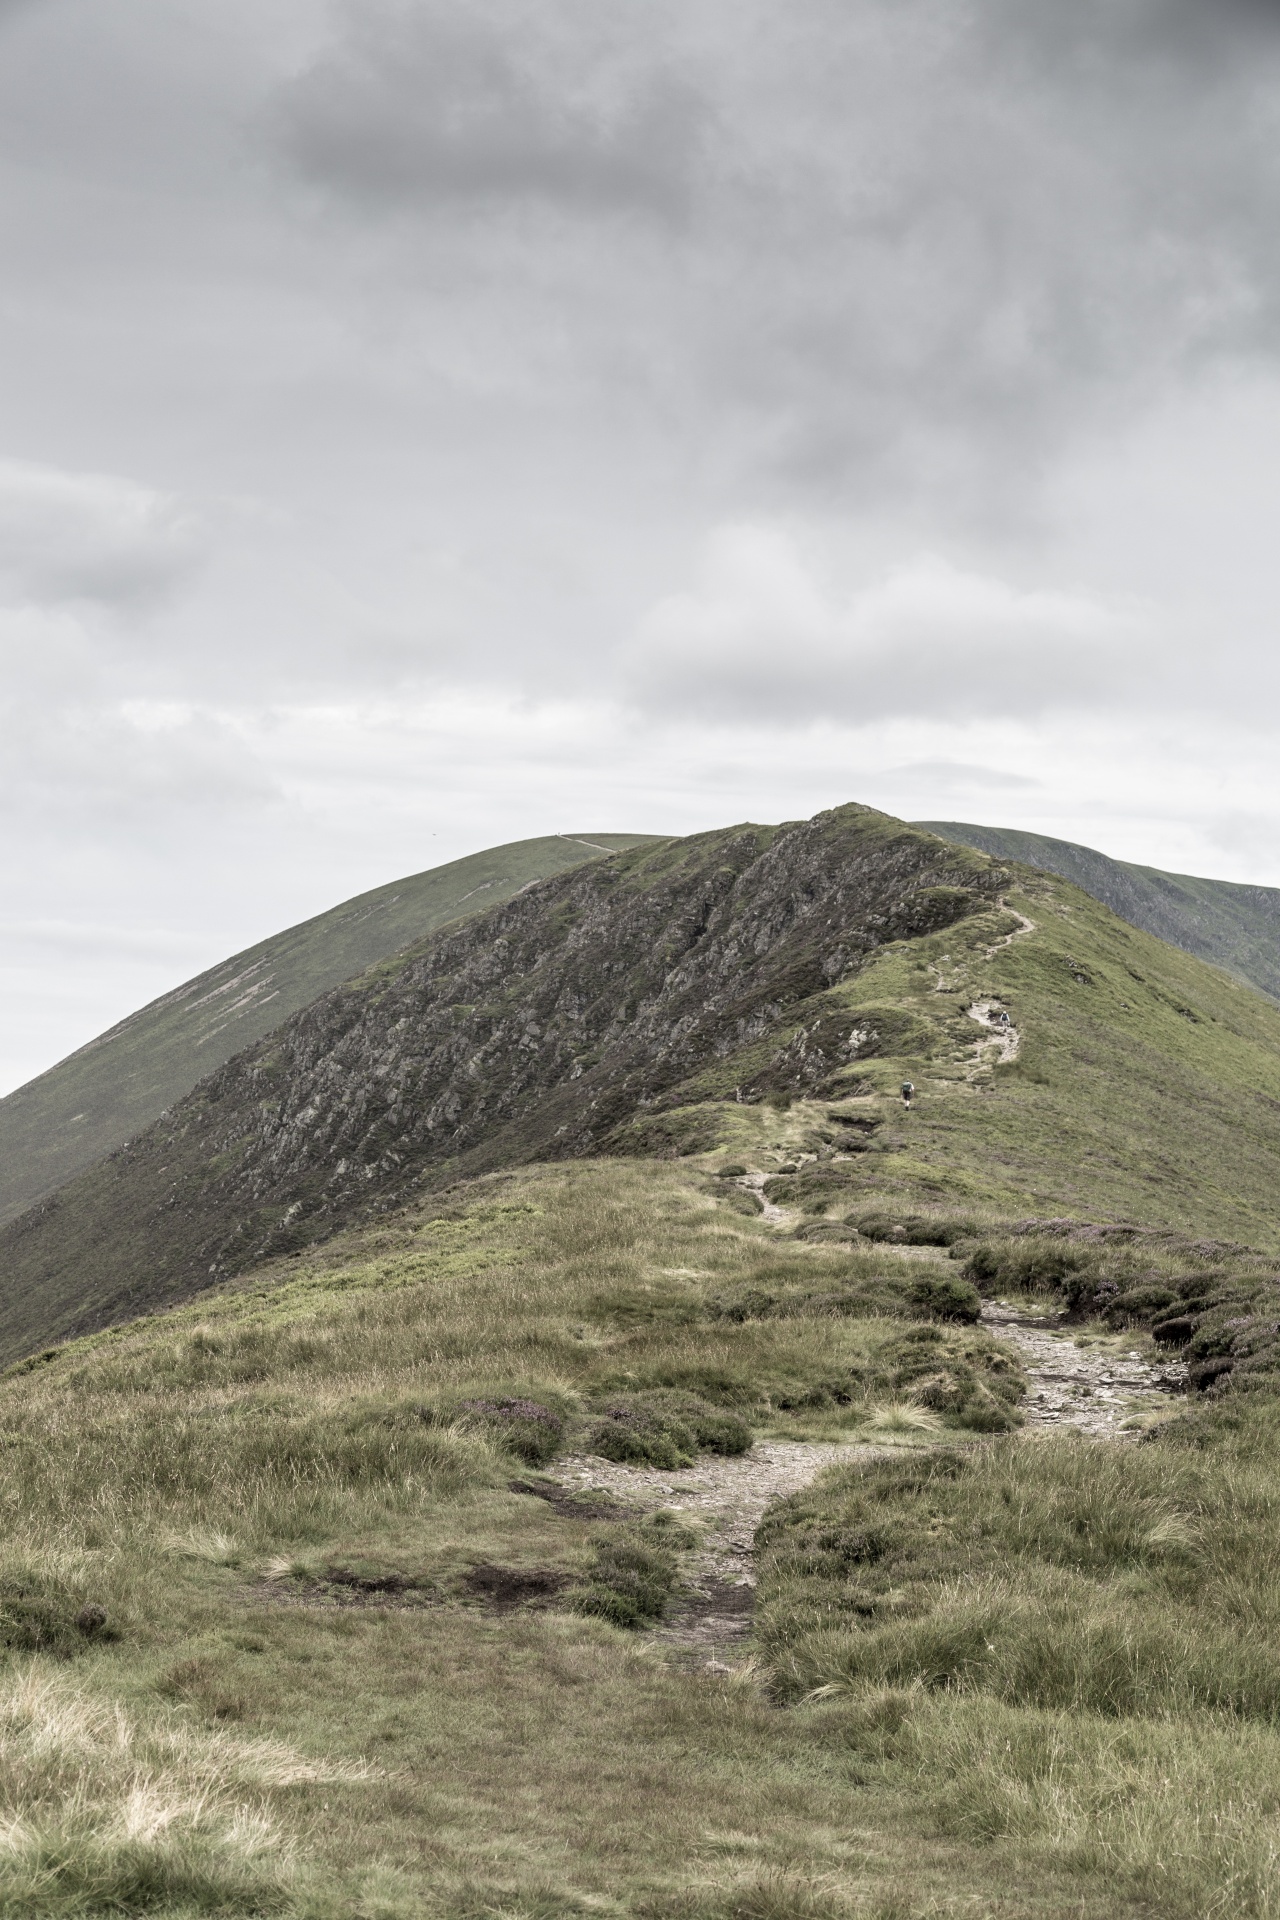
[462,1563,571,1610]
[552,1439,873,1664]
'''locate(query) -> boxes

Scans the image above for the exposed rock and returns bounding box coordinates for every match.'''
[0,806,997,1344]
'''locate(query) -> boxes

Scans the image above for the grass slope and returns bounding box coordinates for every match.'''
[0,1155,1275,1916]
[701,867,1280,1241]
[921,817,1280,1001]
[0,833,654,1229]
[7,806,1280,1367]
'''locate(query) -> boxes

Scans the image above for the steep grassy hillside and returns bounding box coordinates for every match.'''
[7,804,1280,1365]
[0,1155,1276,1916]
[0,807,1008,1357]
[0,832,654,1229]
[922,818,1280,1001]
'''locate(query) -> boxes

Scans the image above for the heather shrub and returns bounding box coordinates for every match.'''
[570,1532,678,1629]
[454,1395,566,1466]
[585,1387,752,1466]
[907,1273,982,1324]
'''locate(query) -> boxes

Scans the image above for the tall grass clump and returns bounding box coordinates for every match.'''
[0,1664,356,1915]
[758,1409,1280,1722]
[812,1687,1280,1918]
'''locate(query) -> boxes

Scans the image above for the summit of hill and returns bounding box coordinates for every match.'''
[6,800,1280,1366]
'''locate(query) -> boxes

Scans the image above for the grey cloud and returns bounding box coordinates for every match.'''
[619,531,1155,725]
[273,0,704,220]
[262,0,1280,519]
[0,462,203,611]
[875,761,1041,795]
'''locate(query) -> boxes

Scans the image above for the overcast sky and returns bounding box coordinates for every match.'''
[5,0,1280,1091]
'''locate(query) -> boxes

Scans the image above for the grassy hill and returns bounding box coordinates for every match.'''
[0,1139,1278,1914]
[6,802,1280,1366]
[921,818,1280,1002]
[0,833,655,1230]
[1,802,1280,1913]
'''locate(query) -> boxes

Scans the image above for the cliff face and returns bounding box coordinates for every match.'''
[0,806,997,1349]
[0,832,657,1228]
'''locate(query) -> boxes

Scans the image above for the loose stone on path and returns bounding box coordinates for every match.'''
[981,1301,1185,1436]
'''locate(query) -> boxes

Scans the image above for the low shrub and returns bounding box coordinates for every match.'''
[857,1213,981,1248]
[586,1399,696,1469]
[454,1396,566,1466]
[907,1273,982,1324]
[569,1531,678,1629]
[0,1568,115,1658]
[705,1287,781,1323]
[963,1241,1096,1294]
[585,1391,752,1467]
[885,1327,1023,1430]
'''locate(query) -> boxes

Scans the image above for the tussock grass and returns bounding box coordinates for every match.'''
[0,1663,350,1914]
[759,1415,1280,1717]
[0,1156,1276,1913]
[807,1687,1280,1918]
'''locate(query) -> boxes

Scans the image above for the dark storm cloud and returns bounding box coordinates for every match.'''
[274,0,705,220]
[268,0,1280,512]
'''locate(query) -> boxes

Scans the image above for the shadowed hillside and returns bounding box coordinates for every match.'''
[0,832,655,1229]
[6,801,1280,1366]
[921,819,1280,1001]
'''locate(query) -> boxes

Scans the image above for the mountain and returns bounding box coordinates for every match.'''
[920,819,1280,1002]
[0,832,655,1229]
[5,801,1280,1915]
[6,801,1280,1366]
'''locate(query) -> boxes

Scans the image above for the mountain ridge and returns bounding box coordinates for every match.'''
[6,801,1280,1367]
[920,819,1280,1001]
[0,831,656,1229]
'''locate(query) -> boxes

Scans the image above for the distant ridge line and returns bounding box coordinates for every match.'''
[920,819,1280,1003]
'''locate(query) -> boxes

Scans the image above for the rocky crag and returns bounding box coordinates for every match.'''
[0,832,655,1229]
[0,807,997,1349]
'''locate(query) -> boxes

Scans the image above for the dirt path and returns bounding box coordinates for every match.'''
[735,1169,792,1224]
[965,999,1020,1064]
[982,1301,1185,1436]
[555,1440,871,1665]
[546,1301,1184,1668]
[985,903,1036,958]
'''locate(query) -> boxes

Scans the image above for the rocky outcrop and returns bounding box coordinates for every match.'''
[0,806,999,1353]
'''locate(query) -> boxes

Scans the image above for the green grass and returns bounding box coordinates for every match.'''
[0,1159,1091,1916]
[922,816,1280,1002]
[13,809,1280,1909]
[0,1156,1278,1912]
[666,873,1280,1241]
[755,1400,1280,1916]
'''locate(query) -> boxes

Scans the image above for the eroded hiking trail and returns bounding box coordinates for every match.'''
[554,1440,875,1666]
[547,1304,1185,1667]
[539,1116,1187,1666]
[982,1301,1185,1437]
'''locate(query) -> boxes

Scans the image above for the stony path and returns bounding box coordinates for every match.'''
[982,1301,1185,1436]
[735,1169,791,1223]
[555,1440,871,1664]
[549,1304,1185,1666]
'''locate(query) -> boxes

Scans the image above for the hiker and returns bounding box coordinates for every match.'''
[901,1080,914,1109]
[995,1008,1010,1028]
